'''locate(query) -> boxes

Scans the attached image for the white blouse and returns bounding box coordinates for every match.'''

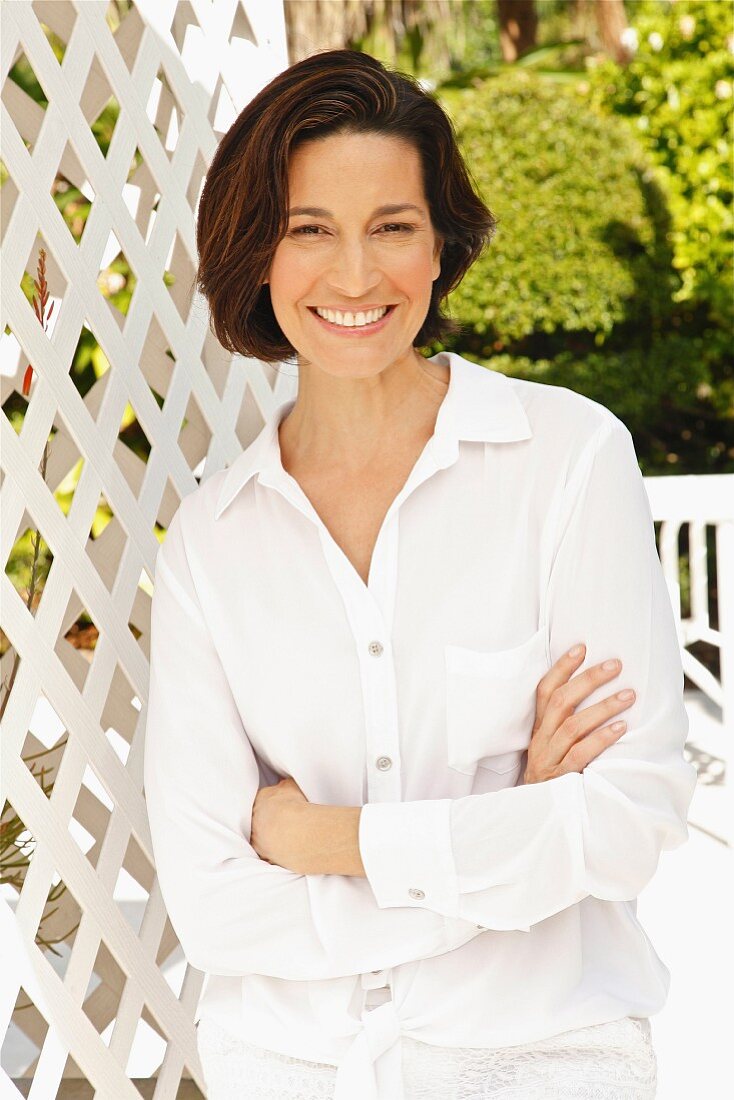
[143,350,696,1100]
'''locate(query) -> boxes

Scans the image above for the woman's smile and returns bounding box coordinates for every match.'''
[307,303,398,336]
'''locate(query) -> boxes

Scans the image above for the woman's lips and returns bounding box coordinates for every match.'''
[308,304,397,336]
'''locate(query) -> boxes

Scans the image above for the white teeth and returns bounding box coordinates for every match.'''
[314,306,389,327]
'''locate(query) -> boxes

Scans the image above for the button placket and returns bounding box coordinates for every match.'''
[363,635,400,801]
[334,561,400,806]
[310,496,407,809]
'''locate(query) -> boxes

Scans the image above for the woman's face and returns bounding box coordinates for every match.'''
[265,131,443,377]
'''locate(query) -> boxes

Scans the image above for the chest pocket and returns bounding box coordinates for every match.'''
[444,626,549,777]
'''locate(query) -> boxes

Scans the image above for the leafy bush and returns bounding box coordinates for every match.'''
[584,0,733,328]
[439,70,675,346]
[433,62,731,473]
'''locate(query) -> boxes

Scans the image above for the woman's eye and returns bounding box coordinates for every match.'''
[290,223,414,237]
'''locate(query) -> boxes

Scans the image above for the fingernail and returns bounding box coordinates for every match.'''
[568,644,584,657]
[602,659,619,670]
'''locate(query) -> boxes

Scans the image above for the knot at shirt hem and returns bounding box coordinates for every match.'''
[335,995,404,1100]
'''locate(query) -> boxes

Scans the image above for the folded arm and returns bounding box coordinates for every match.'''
[357,417,698,930]
[143,503,482,981]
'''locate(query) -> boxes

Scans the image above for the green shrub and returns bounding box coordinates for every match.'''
[487,328,729,475]
[435,72,679,360]
[584,0,734,328]
[432,63,731,473]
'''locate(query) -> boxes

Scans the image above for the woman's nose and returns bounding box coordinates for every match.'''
[326,240,381,286]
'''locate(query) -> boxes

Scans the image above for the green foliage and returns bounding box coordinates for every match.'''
[432,28,732,474]
[584,0,734,327]
[487,328,730,475]
[346,0,503,80]
[438,70,675,347]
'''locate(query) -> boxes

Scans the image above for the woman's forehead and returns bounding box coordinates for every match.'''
[287,136,425,205]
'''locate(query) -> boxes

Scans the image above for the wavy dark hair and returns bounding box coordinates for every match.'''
[193,48,497,362]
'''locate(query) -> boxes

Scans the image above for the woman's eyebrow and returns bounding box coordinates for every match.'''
[287,203,425,217]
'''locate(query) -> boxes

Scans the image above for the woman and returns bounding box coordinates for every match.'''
[143,48,696,1099]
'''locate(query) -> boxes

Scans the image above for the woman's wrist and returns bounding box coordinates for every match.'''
[298,802,366,878]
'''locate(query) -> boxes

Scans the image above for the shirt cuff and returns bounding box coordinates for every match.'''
[358,797,459,917]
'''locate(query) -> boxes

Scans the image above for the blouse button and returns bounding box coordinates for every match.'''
[376,756,393,771]
[408,887,425,900]
[367,640,384,656]
[476,924,486,930]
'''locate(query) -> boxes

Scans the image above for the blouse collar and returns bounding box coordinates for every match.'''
[213,351,533,521]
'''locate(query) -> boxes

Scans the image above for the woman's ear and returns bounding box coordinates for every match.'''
[432,237,443,281]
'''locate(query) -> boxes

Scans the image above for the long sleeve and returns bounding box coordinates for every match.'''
[358,415,698,930]
[143,503,481,981]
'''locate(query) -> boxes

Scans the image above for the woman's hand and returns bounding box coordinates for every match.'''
[523,644,636,784]
[250,776,310,870]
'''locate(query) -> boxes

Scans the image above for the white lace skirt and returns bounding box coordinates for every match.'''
[196,1004,657,1099]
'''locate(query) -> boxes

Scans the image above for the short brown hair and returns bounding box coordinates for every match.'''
[194,48,497,363]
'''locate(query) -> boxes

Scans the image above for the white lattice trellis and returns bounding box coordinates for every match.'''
[1,2,291,1095]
